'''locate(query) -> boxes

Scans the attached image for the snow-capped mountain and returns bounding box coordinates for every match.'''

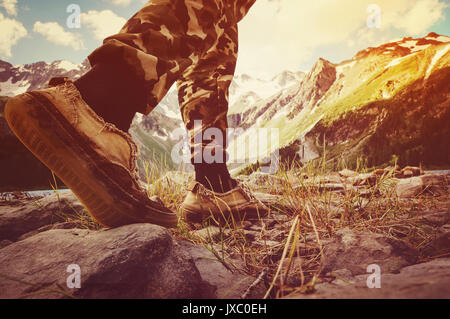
[0,59,91,96]
[227,32,450,170]
[229,71,304,109]
[0,56,303,175]
[130,70,305,174]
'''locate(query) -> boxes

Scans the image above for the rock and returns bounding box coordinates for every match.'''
[253,192,281,205]
[441,223,450,232]
[241,221,253,229]
[253,240,281,248]
[248,224,262,232]
[386,165,401,171]
[396,177,424,198]
[401,166,422,178]
[295,181,345,193]
[320,183,345,192]
[264,219,278,228]
[263,228,285,241]
[319,175,343,184]
[179,241,266,299]
[289,258,450,299]
[373,169,388,176]
[0,239,13,249]
[0,224,213,299]
[393,171,405,179]
[353,186,380,198]
[191,226,231,241]
[322,228,418,276]
[17,222,80,241]
[421,173,446,186]
[339,169,358,178]
[253,192,298,212]
[295,242,321,256]
[373,166,403,178]
[420,174,448,196]
[401,166,420,178]
[0,192,87,241]
[281,257,304,286]
[348,173,377,186]
[396,174,448,198]
[422,223,450,257]
[243,230,260,241]
[402,169,414,178]
[245,172,286,191]
[329,268,354,281]
[418,210,450,227]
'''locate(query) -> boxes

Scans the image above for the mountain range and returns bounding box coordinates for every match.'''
[227,32,450,171]
[0,56,304,179]
[1,32,449,190]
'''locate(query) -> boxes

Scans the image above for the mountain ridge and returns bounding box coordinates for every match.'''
[1,32,449,186]
[225,32,450,171]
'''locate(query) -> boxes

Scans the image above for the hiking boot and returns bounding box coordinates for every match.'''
[181,180,270,224]
[4,79,178,228]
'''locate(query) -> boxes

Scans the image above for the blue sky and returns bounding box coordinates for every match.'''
[1,0,449,78]
[1,0,146,65]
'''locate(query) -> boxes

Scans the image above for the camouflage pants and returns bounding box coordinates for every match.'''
[88,0,256,162]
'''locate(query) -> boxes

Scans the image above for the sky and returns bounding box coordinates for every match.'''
[0,0,449,79]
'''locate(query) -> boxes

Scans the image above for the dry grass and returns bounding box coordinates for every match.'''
[46,156,448,299]
[148,156,448,299]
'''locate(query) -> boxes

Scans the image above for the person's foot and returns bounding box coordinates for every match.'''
[4,79,178,228]
[194,162,237,193]
[180,180,270,224]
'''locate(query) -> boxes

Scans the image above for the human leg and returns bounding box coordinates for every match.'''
[3,0,223,228]
[177,19,239,193]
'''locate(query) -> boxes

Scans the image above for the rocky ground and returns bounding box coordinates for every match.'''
[0,166,449,299]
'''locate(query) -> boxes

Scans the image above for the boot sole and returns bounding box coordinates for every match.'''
[4,93,178,228]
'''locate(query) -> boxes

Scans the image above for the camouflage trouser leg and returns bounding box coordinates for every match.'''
[87,0,255,164]
[176,22,238,163]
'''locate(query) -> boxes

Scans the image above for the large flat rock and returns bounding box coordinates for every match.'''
[0,192,85,241]
[0,224,214,299]
[322,228,418,275]
[288,258,450,299]
[180,241,266,299]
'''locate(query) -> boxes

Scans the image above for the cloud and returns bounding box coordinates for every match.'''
[33,21,85,50]
[0,12,27,58]
[103,0,132,7]
[81,10,126,40]
[102,0,148,8]
[0,0,18,16]
[237,0,448,77]
[383,0,448,35]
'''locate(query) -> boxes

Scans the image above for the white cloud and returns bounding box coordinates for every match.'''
[102,0,148,8]
[33,21,85,50]
[81,10,126,40]
[383,0,448,35]
[0,0,18,16]
[237,0,448,77]
[103,0,132,7]
[0,12,27,58]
